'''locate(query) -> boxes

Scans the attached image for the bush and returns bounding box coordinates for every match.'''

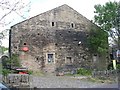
[77,68,92,76]
[117,64,120,70]
[2,54,21,70]
[10,54,21,67]
[2,69,11,76]
[28,70,33,75]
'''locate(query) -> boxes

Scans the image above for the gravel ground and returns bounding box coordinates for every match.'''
[31,75,119,88]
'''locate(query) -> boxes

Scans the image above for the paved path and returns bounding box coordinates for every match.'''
[31,75,119,88]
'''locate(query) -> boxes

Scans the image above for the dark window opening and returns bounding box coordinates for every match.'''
[52,22,54,26]
[24,43,27,45]
[71,23,74,28]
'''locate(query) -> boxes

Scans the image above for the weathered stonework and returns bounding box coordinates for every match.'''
[10,4,108,73]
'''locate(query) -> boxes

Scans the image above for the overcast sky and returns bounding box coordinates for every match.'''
[1,0,119,47]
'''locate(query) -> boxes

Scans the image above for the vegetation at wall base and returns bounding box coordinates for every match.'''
[2,54,21,70]
[77,68,92,76]
[27,70,33,75]
[2,69,11,76]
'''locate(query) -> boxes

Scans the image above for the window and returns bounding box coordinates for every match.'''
[52,22,54,26]
[48,54,54,63]
[71,23,75,28]
[71,23,74,28]
[66,57,72,64]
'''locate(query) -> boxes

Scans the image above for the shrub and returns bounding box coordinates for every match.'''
[10,54,21,67]
[77,68,92,76]
[117,64,120,70]
[2,69,11,76]
[28,70,33,75]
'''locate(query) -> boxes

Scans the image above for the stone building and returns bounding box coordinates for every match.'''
[9,4,108,73]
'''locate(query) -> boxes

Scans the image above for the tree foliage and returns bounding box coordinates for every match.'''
[0,46,8,53]
[2,54,21,69]
[0,0,31,26]
[0,0,31,46]
[94,1,119,30]
[94,1,120,46]
[87,27,108,55]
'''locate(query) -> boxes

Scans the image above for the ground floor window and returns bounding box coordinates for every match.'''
[65,57,72,64]
[48,54,54,63]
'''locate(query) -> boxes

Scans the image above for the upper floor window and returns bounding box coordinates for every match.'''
[71,23,74,28]
[71,23,75,28]
[52,22,54,26]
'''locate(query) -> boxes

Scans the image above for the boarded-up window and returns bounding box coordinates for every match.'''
[66,57,72,64]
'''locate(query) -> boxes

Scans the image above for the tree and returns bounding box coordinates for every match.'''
[0,0,31,46]
[87,26,108,55]
[94,1,120,48]
[2,54,21,69]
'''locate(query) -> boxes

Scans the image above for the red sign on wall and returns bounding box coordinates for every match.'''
[21,46,29,52]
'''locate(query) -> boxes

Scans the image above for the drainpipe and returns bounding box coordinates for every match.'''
[9,29,11,69]
[9,28,12,59]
